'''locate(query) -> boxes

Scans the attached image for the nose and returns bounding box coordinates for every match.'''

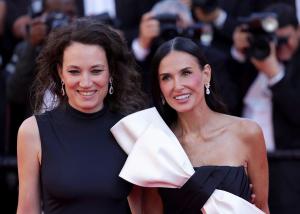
[79,73,92,88]
[173,77,184,91]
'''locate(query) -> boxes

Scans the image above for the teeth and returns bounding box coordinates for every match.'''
[79,91,95,96]
[175,94,190,100]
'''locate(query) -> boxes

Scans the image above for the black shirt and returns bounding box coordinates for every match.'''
[36,104,132,214]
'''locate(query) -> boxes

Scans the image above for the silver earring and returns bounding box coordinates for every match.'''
[205,82,210,95]
[61,80,65,96]
[109,77,114,95]
[161,95,166,105]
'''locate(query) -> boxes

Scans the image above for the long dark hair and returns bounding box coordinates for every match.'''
[33,17,147,115]
[151,37,227,125]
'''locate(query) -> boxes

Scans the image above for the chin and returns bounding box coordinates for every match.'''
[78,103,102,113]
[171,105,194,113]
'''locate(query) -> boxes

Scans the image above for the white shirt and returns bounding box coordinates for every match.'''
[296,0,300,23]
[131,39,150,61]
[213,9,227,29]
[83,0,116,18]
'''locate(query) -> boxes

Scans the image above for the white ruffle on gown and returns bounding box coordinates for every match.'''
[111,107,265,214]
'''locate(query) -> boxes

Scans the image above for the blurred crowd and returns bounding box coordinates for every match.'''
[1,0,300,213]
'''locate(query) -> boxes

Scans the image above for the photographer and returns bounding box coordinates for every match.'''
[230,3,300,151]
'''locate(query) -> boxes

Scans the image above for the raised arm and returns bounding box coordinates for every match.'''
[17,116,42,214]
[244,120,270,214]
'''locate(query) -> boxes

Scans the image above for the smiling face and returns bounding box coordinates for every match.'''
[158,50,211,113]
[59,42,110,113]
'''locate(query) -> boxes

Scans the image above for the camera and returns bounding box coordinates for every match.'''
[45,12,71,32]
[192,0,219,14]
[238,12,278,60]
[28,0,70,33]
[154,13,181,41]
[153,13,214,46]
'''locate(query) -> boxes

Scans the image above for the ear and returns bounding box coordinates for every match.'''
[203,64,211,84]
[57,64,63,81]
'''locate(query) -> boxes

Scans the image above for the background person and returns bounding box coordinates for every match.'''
[230,3,300,151]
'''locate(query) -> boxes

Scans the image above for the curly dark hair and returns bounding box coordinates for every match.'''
[32,17,147,115]
[151,37,227,126]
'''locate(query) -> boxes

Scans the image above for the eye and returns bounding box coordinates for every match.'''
[182,69,192,76]
[160,74,171,81]
[91,69,104,74]
[67,69,80,74]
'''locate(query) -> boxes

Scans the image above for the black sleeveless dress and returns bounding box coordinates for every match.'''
[159,165,251,214]
[35,104,132,214]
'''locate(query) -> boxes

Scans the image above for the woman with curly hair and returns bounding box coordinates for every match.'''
[16,18,146,214]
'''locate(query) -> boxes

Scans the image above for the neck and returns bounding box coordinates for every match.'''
[175,103,216,138]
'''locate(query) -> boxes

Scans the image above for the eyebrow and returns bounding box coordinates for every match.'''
[65,64,105,69]
[159,66,192,76]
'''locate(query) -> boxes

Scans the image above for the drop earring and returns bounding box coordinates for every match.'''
[161,95,166,105]
[61,80,65,96]
[109,77,114,95]
[205,82,210,95]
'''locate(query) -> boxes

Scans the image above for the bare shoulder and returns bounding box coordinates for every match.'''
[18,116,39,137]
[18,116,41,151]
[235,118,262,139]
[221,115,264,146]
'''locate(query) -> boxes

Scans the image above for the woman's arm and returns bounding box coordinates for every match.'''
[128,186,163,214]
[243,120,270,214]
[128,185,143,214]
[142,187,163,214]
[17,116,42,214]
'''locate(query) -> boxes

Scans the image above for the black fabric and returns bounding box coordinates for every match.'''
[159,166,251,214]
[35,104,132,214]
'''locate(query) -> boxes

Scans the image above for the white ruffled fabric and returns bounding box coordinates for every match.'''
[203,190,264,214]
[111,107,194,188]
[111,107,265,214]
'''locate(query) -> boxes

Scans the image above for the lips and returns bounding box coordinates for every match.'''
[77,90,97,96]
[174,94,190,100]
